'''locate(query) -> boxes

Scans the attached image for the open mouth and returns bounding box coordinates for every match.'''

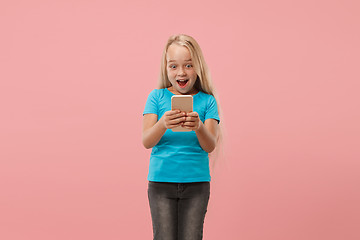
[177,79,189,88]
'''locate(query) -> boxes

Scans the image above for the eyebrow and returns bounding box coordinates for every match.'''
[168,59,192,63]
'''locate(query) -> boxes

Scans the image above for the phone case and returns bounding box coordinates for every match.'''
[171,95,193,132]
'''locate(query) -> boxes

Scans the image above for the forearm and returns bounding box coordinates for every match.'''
[195,121,217,153]
[142,118,167,149]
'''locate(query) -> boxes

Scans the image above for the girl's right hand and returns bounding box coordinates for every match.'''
[161,110,186,129]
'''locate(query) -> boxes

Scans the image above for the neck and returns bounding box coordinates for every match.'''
[168,86,198,95]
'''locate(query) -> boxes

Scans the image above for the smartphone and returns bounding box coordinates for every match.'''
[171,95,193,132]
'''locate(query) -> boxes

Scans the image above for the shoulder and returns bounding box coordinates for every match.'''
[197,91,214,98]
[147,88,166,98]
[197,91,217,105]
[148,88,159,96]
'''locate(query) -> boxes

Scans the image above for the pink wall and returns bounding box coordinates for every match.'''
[1,0,359,239]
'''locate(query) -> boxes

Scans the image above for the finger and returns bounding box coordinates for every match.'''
[166,110,181,116]
[182,121,196,127]
[165,120,182,128]
[168,112,186,120]
[169,117,186,125]
[184,116,196,122]
[182,125,195,130]
[168,123,182,129]
[186,112,199,117]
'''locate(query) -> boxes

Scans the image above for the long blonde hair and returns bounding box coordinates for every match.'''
[158,34,224,169]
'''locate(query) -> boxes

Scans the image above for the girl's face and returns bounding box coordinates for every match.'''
[166,44,198,95]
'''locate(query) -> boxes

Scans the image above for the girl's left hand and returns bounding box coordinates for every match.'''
[182,112,202,131]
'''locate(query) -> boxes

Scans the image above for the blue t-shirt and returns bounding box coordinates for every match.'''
[143,88,220,183]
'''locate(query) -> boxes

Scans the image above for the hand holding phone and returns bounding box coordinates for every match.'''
[162,110,186,130]
[171,95,193,132]
[181,111,201,131]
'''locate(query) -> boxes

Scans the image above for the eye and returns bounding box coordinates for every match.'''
[169,65,176,69]
[186,64,193,68]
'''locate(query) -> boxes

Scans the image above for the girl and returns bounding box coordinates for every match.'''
[142,34,221,240]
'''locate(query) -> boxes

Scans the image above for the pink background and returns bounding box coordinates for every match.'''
[1,0,359,239]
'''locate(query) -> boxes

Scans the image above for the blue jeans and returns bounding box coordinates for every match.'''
[148,181,210,240]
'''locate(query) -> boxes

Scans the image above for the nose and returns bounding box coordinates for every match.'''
[177,66,186,76]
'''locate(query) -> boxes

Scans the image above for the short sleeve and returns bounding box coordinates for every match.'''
[143,89,158,115]
[205,95,220,123]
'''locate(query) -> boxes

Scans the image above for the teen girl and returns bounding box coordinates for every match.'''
[142,34,221,240]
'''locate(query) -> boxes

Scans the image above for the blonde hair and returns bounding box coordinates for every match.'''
[158,34,224,170]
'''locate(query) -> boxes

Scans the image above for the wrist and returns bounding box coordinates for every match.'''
[194,120,204,132]
[158,116,167,131]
